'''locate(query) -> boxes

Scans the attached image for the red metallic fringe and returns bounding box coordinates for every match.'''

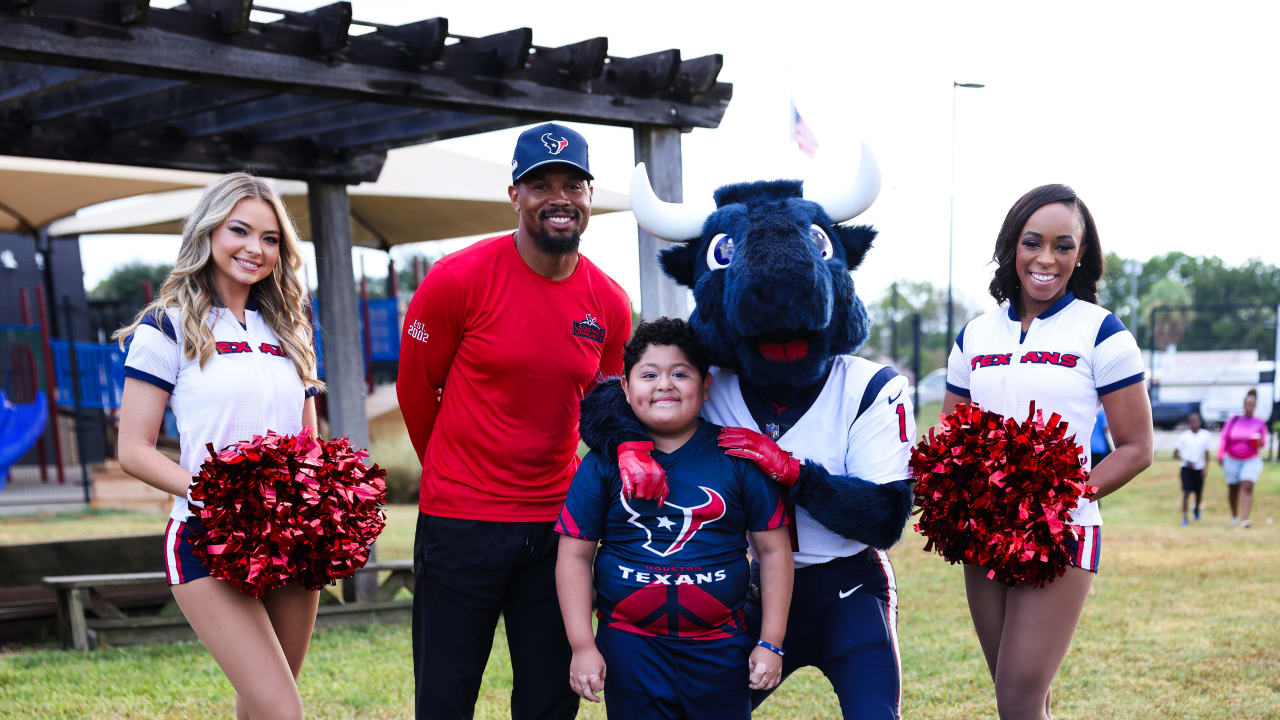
[187,428,387,599]
[908,402,1096,587]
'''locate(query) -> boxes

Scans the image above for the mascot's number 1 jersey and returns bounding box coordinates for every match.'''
[704,355,915,568]
[556,422,788,640]
[947,293,1145,526]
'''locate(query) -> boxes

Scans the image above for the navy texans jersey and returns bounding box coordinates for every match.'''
[556,421,788,640]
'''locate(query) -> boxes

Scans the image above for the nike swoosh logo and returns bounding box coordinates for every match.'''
[838,584,863,599]
[887,389,902,404]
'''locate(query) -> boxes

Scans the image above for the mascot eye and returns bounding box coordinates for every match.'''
[706,233,735,269]
[810,225,834,260]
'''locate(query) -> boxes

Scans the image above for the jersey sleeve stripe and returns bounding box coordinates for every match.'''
[1094,313,1127,347]
[554,506,589,539]
[1096,371,1145,396]
[123,366,175,393]
[945,381,971,399]
[955,323,968,351]
[856,366,900,422]
[139,310,177,341]
[760,497,788,531]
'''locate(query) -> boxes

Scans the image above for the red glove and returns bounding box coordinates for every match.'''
[618,441,668,507]
[718,427,802,488]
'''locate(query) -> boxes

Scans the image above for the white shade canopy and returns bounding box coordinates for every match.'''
[45,144,630,248]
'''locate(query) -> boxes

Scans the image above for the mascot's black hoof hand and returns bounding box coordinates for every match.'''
[792,465,913,549]
[579,379,648,459]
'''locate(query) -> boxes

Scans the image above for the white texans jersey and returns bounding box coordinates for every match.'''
[704,355,915,568]
[123,301,314,522]
[946,294,1145,526]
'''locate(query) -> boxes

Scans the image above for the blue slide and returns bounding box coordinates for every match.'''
[0,390,49,491]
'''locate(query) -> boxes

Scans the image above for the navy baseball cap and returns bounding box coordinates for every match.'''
[511,122,593,183]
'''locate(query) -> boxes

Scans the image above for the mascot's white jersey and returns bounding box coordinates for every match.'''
[705,356,915,568]
[946,294,1145,526]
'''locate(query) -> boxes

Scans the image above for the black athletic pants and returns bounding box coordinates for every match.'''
[413,514,579,720]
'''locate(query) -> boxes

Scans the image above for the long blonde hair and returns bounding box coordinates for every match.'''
[115,172,324,393]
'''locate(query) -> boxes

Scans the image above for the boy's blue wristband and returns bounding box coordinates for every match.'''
[756,640,785,657]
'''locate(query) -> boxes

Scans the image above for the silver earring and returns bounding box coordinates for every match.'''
[1076,262,1082,267]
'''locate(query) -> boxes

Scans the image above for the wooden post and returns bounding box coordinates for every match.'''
[633,125,690,321]
[68,587,89,651]
[308,180,377,602]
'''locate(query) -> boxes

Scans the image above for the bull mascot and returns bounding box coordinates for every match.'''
[579,145,914,718]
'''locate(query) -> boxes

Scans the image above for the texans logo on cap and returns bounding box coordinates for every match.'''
[541,132,569,155]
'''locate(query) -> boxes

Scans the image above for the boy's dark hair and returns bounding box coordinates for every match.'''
[623,317,710,379]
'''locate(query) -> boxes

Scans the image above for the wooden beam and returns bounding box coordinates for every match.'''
[308,180,377,602]
[98,84,269,131]
[248,101,422,143]
[0,62,93,105]
[114,0,147,26]
[633,125,689,320]
[0,7,731,129]
[179,95,351,137]
[0,115,387,182]
[186,0,251,35]
[672,54,723,98]
[524,37,607,83]
[351,17,447,70]
[444,28,532,75]
[607,50,681,95]
[290,1,351,53]
[19,73,183,121]
[308,109,529,153]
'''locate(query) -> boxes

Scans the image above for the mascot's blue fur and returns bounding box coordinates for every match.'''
[580,179,912,549]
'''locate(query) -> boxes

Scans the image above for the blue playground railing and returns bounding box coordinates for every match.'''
[312,297,400,378]
[38,297,403,409]
[49,340,127,411]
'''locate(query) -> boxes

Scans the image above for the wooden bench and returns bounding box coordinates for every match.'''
[0,535,170,645]
[43,559,414,650]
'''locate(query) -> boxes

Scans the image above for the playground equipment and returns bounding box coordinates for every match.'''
[0,390,48,490]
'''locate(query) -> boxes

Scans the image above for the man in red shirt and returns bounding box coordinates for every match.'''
[397,122,631,720]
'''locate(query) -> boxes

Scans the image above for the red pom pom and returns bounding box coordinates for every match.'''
[187,428,387,598]
[908,402,1096,587]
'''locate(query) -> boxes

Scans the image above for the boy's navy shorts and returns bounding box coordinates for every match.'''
[596,623,753,720]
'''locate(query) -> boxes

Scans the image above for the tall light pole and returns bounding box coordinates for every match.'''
[947,81,985,348]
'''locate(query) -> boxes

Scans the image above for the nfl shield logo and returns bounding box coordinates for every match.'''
[765,423,781,440]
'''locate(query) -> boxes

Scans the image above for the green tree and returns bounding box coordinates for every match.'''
[863,280,977,375]
[90,262,172,302]
[1099,251,1280,358]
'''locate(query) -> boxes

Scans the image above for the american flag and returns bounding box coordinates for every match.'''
[791,101,819,158]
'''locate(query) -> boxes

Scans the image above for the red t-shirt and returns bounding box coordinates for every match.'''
[397,234,631,521]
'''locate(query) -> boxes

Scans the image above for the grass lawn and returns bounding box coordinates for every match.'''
[2,455,1279,718]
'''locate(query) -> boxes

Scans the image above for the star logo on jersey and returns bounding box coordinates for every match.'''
[572,313,606,344]
[620,486,727,558]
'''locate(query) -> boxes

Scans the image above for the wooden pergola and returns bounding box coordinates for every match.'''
[0,0,731,460]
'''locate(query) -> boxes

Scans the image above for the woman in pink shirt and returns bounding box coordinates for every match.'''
[1218,389,1268,527]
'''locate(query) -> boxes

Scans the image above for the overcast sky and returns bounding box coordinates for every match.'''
[81,0,1280,314]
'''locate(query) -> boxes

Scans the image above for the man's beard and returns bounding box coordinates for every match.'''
[530,226,581,255]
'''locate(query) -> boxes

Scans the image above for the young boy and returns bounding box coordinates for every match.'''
[1173,411,1212,525]
[555,317,794,720]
